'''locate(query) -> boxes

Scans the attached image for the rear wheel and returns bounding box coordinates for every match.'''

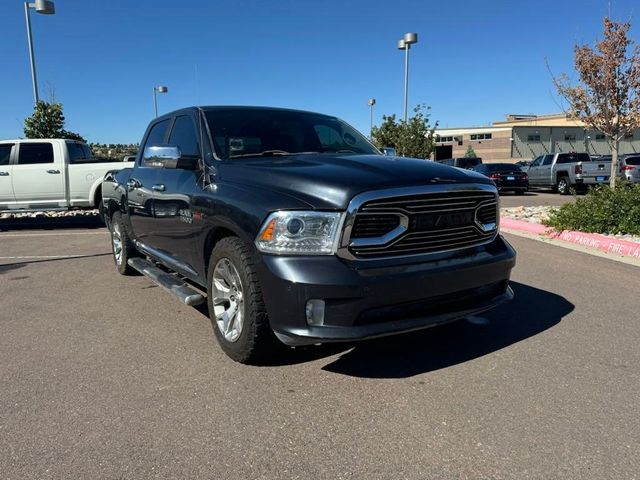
[207,237,282,364]
[557,176,571,195]
[109,211,137,275]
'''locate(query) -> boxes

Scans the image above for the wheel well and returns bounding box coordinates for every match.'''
[203,227,237,273]
[556,172,569,182]
[93,187,102,209]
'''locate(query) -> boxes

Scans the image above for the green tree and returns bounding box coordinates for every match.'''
[371,104,437,158]
[24,101,86,143]
[550,18,640,188]
[464,145,477,157]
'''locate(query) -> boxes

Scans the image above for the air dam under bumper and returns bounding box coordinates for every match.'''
[256,235,516,346]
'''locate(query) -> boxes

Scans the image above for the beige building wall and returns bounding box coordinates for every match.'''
[434,113,640,163]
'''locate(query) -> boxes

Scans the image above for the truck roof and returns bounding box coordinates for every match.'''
[0,138,85,144]
[157,105,338,120]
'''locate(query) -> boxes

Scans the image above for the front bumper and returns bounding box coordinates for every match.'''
[256,235,517,346]
[495,180,528,191]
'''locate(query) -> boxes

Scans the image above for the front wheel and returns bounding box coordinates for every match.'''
[557,177,571,195]
[207,237,282,364]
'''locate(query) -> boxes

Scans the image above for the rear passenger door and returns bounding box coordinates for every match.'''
[12,142,66,208]
[527,156,543,185]
[538,155,554,186]
[0,143,15,207]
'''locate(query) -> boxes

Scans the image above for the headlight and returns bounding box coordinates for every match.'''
[255,211,344,255]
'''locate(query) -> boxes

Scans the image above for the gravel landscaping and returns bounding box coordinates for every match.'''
[0,209,99,220]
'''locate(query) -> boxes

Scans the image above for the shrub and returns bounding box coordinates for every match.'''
[543,184,640,235]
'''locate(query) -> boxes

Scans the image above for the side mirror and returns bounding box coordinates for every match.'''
[142,145,199,170]
[381,147,397,156]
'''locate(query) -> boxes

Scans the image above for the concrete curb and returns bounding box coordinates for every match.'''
[500,217,640,260]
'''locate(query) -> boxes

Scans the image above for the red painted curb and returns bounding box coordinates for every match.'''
[500,217,640,259]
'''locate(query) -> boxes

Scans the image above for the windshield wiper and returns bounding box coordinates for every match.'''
[320,148,357,154]
[229,150,323,159]
[229,150,292,159]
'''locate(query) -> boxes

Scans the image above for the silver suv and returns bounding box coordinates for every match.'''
[619,155,640,183]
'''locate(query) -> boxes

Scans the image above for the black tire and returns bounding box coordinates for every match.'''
[109,211,137,275]
[515,189,525,195]
[207,237,282,364]
[557,176,571,195]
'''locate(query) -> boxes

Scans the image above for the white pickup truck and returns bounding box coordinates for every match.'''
[0,139,134,212]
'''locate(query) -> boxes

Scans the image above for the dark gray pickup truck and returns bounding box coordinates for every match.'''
[101,106,516,364]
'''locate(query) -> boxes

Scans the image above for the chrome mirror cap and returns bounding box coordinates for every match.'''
[143,145,181,169]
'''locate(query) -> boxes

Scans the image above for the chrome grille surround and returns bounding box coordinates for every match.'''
[337,184,499,260]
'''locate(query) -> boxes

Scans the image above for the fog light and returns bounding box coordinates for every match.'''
[305,299,325,326]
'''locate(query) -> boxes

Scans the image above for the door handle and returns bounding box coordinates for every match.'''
[152,184,166,192]
[0,171,9,176]
[127,178,141,189]
[46,169,60,174]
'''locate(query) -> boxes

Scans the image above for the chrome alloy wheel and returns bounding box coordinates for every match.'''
[111,222,123,265]
[212,258,244,342]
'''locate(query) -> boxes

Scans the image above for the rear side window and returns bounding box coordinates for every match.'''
[557,153,590,164]
[0,144,12,166]
[624,156,640,166]
[18,143,54,164]
[168,115,200,156]
[67,142,92,163]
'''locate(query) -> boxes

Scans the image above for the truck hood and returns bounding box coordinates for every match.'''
[218,154,493,209]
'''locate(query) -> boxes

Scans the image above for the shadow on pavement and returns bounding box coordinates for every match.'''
[0,215,104,231]
[0,253,111,270]
[319,281,573,378]
[195,282,572,371]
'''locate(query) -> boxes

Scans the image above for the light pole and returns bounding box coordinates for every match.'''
[397,32,418,122]
[367,98,376,138]
[24,0,56,106]
[153,86,168,118]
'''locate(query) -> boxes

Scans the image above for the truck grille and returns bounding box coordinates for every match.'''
[351,214,401,238]
[346,189,498,258]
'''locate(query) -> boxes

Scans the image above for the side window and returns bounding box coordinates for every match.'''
[542,155,554,166]
[0,144,13,166]
[18,143,54,164]
[142,119,171,154]
[168,115,200,156]
[314,124,343,149]
[67,142,92,163]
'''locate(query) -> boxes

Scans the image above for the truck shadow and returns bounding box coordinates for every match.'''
[0,215,104,231]
[318,281,572,378]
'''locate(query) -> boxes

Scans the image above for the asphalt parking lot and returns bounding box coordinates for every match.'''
[1,214,638,479]
[498,190,576,208]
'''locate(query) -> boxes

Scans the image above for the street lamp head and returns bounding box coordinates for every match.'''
[368,98,376,106]
[403,32,418,45]
[34,0,55,15]
[397,39,406,50]
[155,86,168,93]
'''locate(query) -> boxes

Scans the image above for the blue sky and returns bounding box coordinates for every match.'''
[0,0,637,144]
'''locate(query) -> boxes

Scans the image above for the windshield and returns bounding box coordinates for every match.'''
[204,108,379,160]
[456,158,481,169]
